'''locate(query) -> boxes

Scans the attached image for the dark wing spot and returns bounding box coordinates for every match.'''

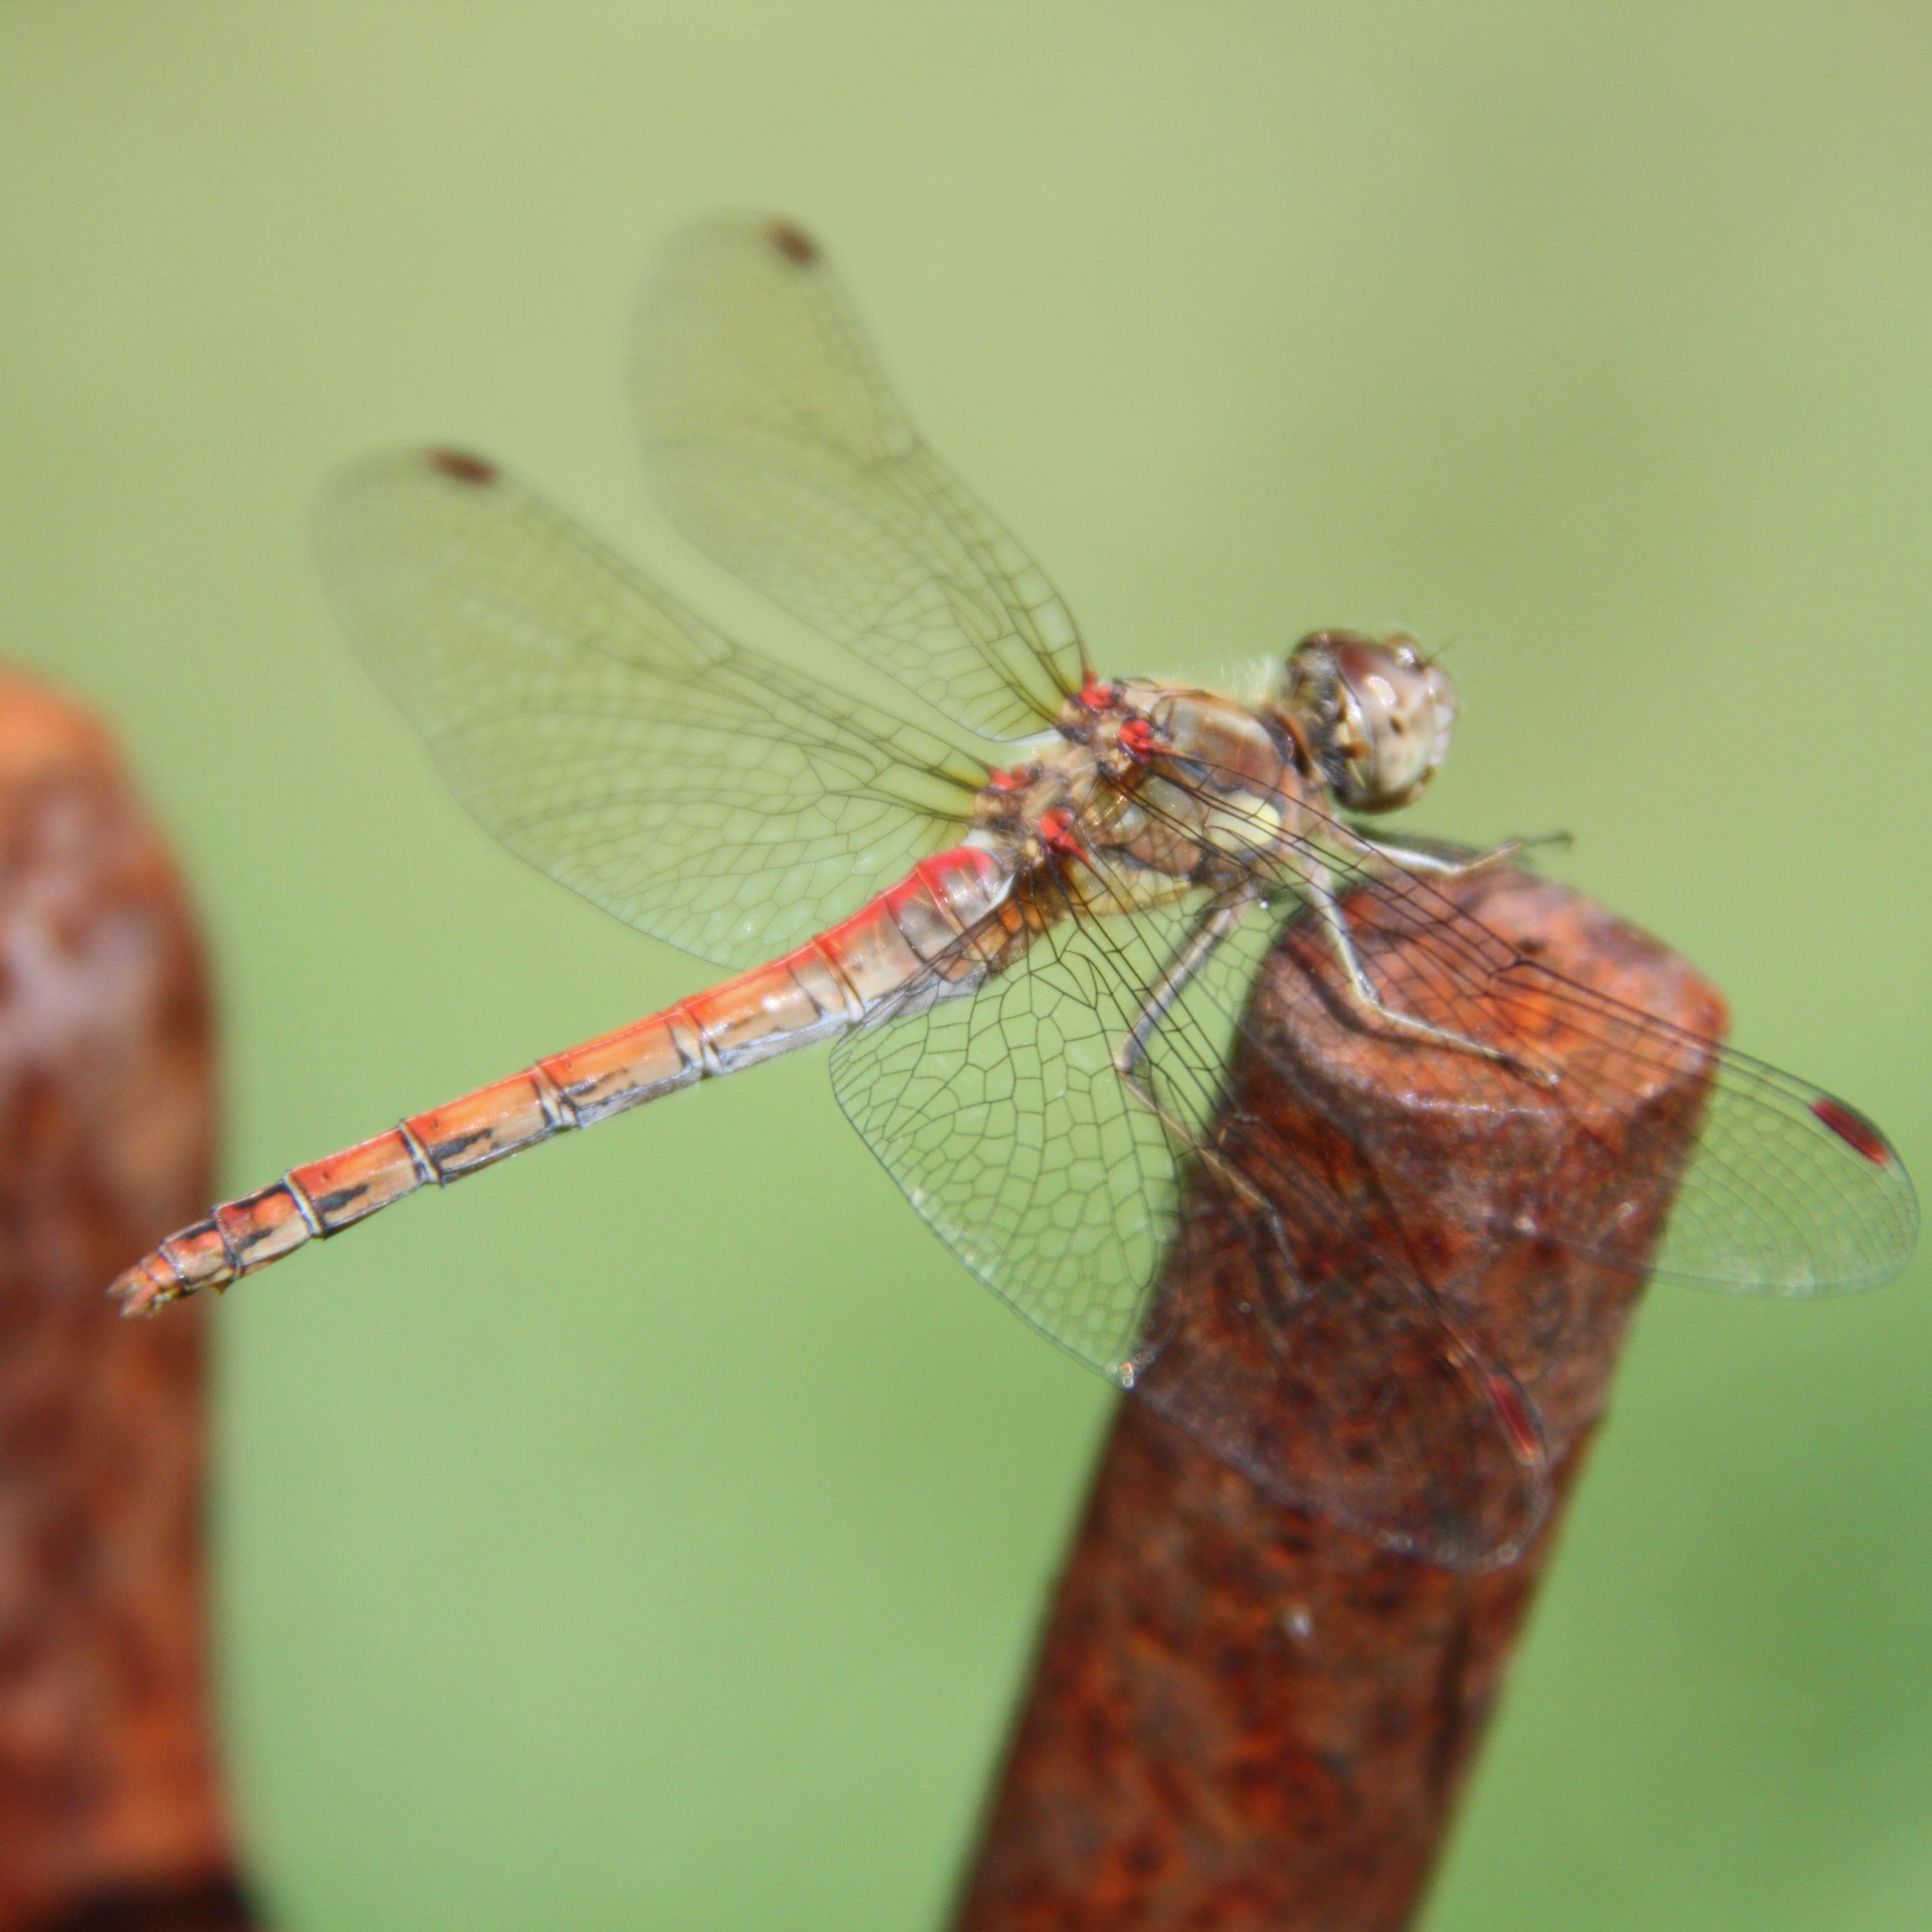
[763,218,820,267]
[425,447,499,486]
[1811,1094,1893,1166]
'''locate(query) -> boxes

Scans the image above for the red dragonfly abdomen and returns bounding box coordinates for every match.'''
[110,847,1016,1315]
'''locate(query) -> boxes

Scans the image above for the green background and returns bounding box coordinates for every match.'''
[3,5,1929,1927]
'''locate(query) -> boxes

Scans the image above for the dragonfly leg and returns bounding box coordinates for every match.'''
[1112,897,1288,1237]
[1353,830,1572,880]
[1306,862,1554,1083]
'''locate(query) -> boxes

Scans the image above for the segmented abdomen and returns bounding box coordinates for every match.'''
[110,847,1017,1313]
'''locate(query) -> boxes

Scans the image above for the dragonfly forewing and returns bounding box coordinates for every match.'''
[318,450,988,973]
[634,213,1089,740]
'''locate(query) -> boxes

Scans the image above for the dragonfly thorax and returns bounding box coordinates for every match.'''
[967,637,1456,915]
[969,676,1309,913]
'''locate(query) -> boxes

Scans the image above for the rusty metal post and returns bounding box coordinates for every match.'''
[954,870,1724,1931]
[0,674,255,1931]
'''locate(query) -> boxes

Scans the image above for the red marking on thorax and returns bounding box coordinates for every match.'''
[985,765,1030,794]
[1811,1095,1891,1166]
[1076,670,1116,712]
[1117,717,1160,761]
[1038,809,1090,864]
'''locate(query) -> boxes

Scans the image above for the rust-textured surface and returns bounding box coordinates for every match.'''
[0,674,253,1932]
[954,870,1725,1932]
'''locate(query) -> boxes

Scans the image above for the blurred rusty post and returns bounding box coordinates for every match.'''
[0,675,254,1931]
[953,871,1724,1932]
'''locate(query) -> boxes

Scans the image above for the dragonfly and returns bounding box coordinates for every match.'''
[110,214,1916,1567]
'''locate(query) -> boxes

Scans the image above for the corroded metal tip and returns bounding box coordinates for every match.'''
[0,668,239,1918]
[952,869,1724,1932]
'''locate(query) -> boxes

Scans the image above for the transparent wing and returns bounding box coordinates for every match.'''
[834,903,1196,1378]
[829,890,1549,1567]
[634,213,1088,741]
[1277,833,1914,1296]
[1122,763,1917,1296]
[318,448,985,972]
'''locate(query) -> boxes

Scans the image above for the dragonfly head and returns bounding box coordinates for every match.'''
[1281,630,1458,813]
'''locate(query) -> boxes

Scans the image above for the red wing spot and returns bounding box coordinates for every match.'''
[425,448,498,486]
[1811,1095,1891,1166]
[1486,1374,1542,1466]
[764,218,820,266]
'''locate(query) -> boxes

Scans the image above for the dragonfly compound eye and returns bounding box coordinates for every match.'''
[1287,630,1457,814]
